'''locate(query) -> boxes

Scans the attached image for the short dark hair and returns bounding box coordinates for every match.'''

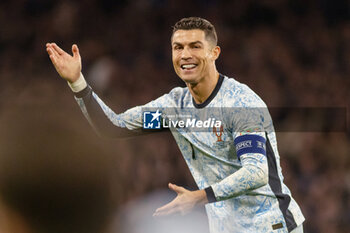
[172,17,218,45]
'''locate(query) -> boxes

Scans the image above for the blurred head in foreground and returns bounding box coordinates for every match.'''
[0,109,115,233]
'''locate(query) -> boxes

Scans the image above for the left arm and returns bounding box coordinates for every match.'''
[153,147,268,217]
[153,133,268,216]
[208,149,268,202]
[205,100,270,202]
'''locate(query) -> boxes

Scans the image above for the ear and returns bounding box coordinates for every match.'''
[211,46,221,61]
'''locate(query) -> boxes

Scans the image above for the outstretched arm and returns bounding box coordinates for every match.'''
[46,43,170,138]
[45,43,132,137]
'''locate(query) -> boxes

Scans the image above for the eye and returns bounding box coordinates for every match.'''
[174,45,183,50]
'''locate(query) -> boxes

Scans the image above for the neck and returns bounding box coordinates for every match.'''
[187,70,220,104]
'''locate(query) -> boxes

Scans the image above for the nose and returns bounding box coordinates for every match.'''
[181,47,192,60]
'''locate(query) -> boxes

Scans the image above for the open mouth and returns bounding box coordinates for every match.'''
[181,64,197,70]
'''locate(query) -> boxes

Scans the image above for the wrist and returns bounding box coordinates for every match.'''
[194,189,208,205]
[68,73,87,93]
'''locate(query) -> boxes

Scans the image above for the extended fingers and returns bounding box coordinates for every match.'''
[50,43,65,55]
[153,208,178,217]
[46,43,59,58]
[48,53,57,64]
[153,196,179,216]
[46,47,59,65]
[153,202,178,217]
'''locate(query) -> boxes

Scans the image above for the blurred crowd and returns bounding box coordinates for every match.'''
[0,0,349,233]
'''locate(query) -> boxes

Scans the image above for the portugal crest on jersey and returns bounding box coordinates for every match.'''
[213,125,224,142]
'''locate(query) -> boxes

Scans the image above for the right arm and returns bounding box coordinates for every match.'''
[46,43,166,137]
[71,77,146,137]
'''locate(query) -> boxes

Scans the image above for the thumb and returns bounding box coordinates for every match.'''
[72,44,80,59]
[168,183,185,194]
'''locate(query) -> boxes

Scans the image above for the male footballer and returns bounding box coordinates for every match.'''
[46,17,305,233]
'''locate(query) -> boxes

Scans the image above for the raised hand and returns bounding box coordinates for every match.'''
[46,43,82,83]
[153,183,208,217]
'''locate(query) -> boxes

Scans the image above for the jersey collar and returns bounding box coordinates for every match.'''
[192,73,224,109]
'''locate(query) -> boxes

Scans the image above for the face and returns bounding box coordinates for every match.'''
[171,29,219,84]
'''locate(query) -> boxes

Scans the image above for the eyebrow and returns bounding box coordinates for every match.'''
[172,41,204,46]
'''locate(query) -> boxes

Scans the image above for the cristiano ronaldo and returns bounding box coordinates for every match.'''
[46,17,305,233]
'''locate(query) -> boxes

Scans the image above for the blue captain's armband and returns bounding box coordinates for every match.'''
[234,134,266,160]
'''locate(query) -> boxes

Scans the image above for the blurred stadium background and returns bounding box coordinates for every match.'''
[0,0,349,233]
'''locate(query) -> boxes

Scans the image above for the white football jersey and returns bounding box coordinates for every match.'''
[74,74,305,233]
